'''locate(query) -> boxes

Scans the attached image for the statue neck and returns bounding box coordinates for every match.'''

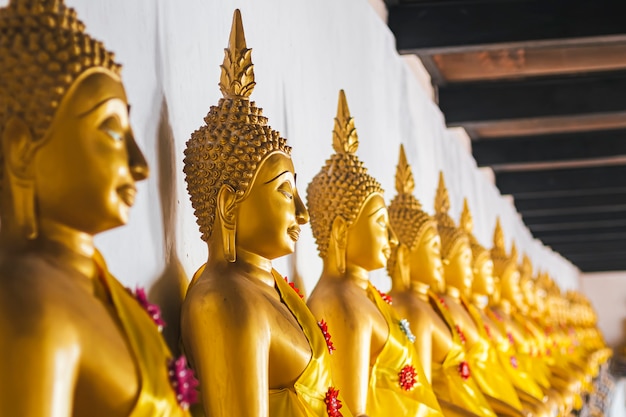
[29,218,96,283]
[233,248,275,287]
[472,294,489,310]
[446,285,461,300]
[409,281,430,301]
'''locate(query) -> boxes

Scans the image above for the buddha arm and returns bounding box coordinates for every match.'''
[182,292,269,417]
[483,394,526,417]
[0,318,79,417]
[411,311,433,383]
[327,306,372,416]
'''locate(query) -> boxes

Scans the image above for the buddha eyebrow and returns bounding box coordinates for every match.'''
[264,170,290,184]
[368,206,386,217]
[77,97,121,118]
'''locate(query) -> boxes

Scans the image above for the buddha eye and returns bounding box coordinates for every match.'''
[278,182,294,200]
[104,128,124,142]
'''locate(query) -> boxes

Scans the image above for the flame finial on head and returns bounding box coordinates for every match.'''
[460,198,473,234]
[434,172,468,259]
[460,198,490,267]
[395,144,416,196]
[332,90,359,155]
[219,9,255,99]
[491,218,517,278]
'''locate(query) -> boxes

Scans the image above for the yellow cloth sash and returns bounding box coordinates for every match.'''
[94,250,190,417]
[365,284,443,417]
[269,270,354,417]
[459,297,523,411]
[428,292,496,417]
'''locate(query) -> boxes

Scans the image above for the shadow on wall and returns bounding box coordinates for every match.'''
[148,96,189,357]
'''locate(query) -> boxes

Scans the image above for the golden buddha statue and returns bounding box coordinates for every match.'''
[490,226,573,416]
[387,147,494,417]
[0,1,195,416]
[434,176,525,417]
[306,91,442,417]
[181,11,351,417]
[461,207,552,417]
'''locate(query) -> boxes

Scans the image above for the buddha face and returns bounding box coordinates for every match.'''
[33,71,148,235]
[410,225,444,292]
[443,239,473,295]
[472,257,495,296]
[501,268,525,310]
[236,153,308,260]
[346,194,397,272]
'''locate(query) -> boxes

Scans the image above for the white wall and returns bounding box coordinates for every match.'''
[0,0,581,305]
[581,271,626,348]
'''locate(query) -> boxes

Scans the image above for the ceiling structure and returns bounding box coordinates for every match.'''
[385,0,626,272]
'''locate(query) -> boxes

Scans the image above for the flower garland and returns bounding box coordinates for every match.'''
[375,287,393,305]
[167,355,199,410]
[458,361,471,380]
[318,319,336,354]
[398,365,417,391]
[399,319,416,343]
[284,276,304,300]
[127,286,166,331]
[324,387,343,417]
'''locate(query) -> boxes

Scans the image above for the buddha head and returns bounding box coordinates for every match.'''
[184,10,308,263]
[387,145,443,292]
[460,199,495,298]
[434,172,473,296]
[491,219,523,311]
[307,90,396,275]
[0,0,148,242]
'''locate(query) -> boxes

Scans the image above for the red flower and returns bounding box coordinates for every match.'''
[510,355,518,369]
[127,286,166,331]
[455,325,466,344]
[325,387,343,417]
[284,276,304,300]
[167,355,199,410]
[546,348,552,356]
[458,361,471,380]
[398,365,417,391]
[438,297,449,310]
[484,324,492,340]
[318,319,336,354]
[492,311,503,322]
[375,287,393,305]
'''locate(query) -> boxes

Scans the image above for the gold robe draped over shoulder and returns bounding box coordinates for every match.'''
[93,251,191,417]
[459,297,523,411]
[366,284,443,417]
[269,270,354,417]
[429,293,496,417]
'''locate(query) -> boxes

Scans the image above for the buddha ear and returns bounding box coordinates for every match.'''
[2,117,37,239]
[331,216,347,274]
[217,184,238,262]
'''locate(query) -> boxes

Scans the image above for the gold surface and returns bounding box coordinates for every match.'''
[0,0,188,416]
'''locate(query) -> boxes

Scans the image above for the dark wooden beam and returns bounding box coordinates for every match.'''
[472,129,626,167]
[549,240,626,255]
[515,192,626,216]
[438,70,626,125]
[524,211,626,228]
[536,230,626,245]
[496,166,626,198]
[388,0,626,55]
[576,262,626,273]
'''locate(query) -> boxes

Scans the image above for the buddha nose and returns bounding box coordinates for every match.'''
[388,224,399,248]
[127,134,149,181]
[294,191,309,225]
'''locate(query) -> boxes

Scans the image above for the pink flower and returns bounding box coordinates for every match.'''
[324,387,343,417]
[167,355,199,410]
[127,287,166,331]
[458,361,471,380]
[510,356,518,369]
[438,297,449,310]
[284,276,304,300]
[484,324,492,340]
[507,332,515,345]
[398,365,417,391]
[318,319,336,354]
